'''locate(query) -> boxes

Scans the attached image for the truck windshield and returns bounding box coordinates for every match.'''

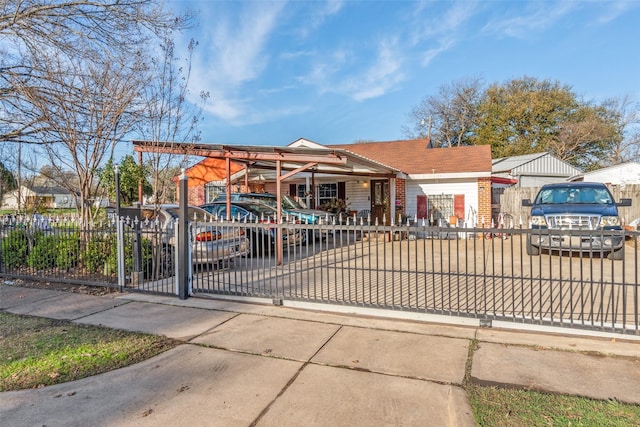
[535,186,613,205]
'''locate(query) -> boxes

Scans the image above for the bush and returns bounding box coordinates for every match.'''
[82,234,116,274]
[1,229,30,269]
[27,235,56,270]
[25,233,80,271]
[55,233,80,270]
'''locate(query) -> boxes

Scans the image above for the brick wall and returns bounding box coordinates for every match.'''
[395,178,406,213]
[477,177,492,226]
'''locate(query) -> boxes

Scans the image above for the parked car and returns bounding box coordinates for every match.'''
[136,204,250,266]
[200,201,304,256]
[522,182,632,260]
[213,193,335,225]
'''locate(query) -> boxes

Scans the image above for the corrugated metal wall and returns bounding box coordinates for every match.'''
[513,155,582,187]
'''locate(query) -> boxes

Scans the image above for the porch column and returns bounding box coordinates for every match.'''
[389,177,396,223]
[276,160,283,265]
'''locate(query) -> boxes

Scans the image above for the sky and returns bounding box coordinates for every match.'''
[160,0,640,150]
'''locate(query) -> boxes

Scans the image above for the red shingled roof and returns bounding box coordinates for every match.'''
[329,139,492,175]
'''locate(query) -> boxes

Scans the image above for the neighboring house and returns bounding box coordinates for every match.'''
[1,185,76,210]
[492,152,582,188]
[491,152,582,222]
[569,162,640,185]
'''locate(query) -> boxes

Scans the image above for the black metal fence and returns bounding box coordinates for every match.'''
[0,215,119,287]
[190,220,640,335]
[2,214,639,335]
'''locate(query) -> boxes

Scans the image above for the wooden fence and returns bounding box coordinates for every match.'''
[499,184,640,227]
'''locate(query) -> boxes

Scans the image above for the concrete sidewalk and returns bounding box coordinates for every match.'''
[1,283,639,426]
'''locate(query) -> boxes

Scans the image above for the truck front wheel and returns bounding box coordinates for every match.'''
[526,236,540,256]
[608,246,624,260]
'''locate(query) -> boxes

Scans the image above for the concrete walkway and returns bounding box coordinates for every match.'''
[1,283,639,426]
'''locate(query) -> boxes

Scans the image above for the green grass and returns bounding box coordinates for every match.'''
[0,312,179,391]
[466,384,640,426]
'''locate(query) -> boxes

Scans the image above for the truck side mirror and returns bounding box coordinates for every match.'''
[522,199,532,207]
[617,198,632,207]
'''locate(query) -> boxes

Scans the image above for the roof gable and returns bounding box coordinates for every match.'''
[329,140,492,175]
[492,152,581,177]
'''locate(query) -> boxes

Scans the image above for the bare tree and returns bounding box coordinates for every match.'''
[18,51,147,223]
[600,95,640,165]
[403,77,483,147]
[549,103,621,171]
[0,0,192,144]
[136,35,209,205]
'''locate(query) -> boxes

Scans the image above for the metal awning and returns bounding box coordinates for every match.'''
[132,141,400,178]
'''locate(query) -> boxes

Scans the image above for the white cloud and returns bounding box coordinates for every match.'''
[185,1,287,122]
[421,38,455,67]
[482,2,575,38]
[305,39,405,101]
[210,2,286,85]
[592,1,639,25]
[410,0,479,41]
[407,1,477,69]
[298,0,344,38]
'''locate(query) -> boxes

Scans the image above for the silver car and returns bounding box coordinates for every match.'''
[138,204,250,265]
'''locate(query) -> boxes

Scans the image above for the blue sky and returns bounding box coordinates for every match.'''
[166,0,640,148]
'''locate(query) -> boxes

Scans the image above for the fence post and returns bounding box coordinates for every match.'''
[115,166,125,292]
[177,170,189,299]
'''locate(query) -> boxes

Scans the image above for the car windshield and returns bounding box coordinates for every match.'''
[281,194,302,209]
[535,186,613,205]
[243,203,277,216]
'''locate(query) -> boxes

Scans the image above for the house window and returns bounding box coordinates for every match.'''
[296,184,307,199]
[427,194,454,225]
[205,181,225,203]
[317,183,338,206]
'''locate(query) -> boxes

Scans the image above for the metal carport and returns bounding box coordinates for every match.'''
[132,141,400,263]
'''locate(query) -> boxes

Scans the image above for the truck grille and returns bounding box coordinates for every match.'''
[546,214,600,230]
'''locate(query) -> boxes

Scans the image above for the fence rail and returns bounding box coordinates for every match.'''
[2,215,639,335]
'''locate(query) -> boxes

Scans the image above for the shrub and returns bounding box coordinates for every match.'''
[83,234,116,274]
[55,233,80,270]
[27,235,56,270]
[1,229,29,269]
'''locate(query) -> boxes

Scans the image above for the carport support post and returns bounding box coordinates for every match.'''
[177,171,189,299]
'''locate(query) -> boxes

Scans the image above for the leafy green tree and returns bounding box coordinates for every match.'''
[473,77,620,168]
[406,76,630,170]
[100,156,152,206]
[0,161,17,201]
[473,77,576,156]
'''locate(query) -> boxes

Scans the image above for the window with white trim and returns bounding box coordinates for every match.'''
[205,181,225,203]
[317,183,338,206]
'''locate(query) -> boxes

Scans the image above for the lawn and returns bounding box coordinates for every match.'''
[0,312,179,391]
[466,384,640,426]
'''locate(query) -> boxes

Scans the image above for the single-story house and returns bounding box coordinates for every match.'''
[1,185,76,210]
[176,138,493,227]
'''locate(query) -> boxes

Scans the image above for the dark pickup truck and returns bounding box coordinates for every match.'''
[522,182,632,260]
